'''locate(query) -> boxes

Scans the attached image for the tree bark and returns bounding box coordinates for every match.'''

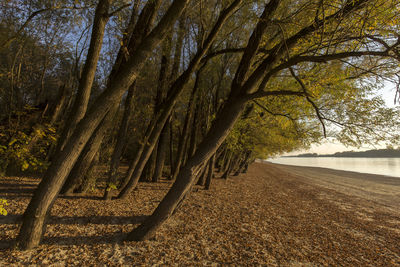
[103,82,136,200]
[56,0,112,152]
[61,107,116,195]
[117,0,242,198]
[153,120,169,182]
[204,154,215,190]
[49,84,69,125]
[171,69,201,180]
[126,96,247,241]
[196,163,207,186]
[76,152,99,194]
[16,0,189,250]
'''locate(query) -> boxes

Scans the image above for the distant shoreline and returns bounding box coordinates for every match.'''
[283,148,400,158]
[264,157,400,178]
[265,160,400,179]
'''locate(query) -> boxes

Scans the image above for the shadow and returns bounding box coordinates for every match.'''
[0,188,35,195]
[0,215,147,225]
[57,194,102,200]
[0,183,37,188]
[0,233,129,249]
[0,214,22,224]
[0,181,37,196]
[48,215,147,225]
[0,239,14,250]
[41,233,126,246]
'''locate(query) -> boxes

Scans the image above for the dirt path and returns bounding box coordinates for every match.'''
[0,162,399,266]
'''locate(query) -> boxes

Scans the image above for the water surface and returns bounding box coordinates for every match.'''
[267,157,400,178]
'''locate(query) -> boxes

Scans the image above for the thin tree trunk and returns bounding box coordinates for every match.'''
[16,0,189,250]
[171,69,201,180]
[61,107,117,195]
[169,117,175,177]
[216,147,227,172]
[204,154,215,190]
[126,96,247,241]
[76,152,99,193]
[153,120,169,182]
[117,0,242,198]
[56,0,112,153]
[103,82,136,200]
[221,150,232,174]
[187,101,200,159]
[49,84,69,125]
[196,163,207,186]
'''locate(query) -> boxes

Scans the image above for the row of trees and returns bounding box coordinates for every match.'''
[1,0,399,249]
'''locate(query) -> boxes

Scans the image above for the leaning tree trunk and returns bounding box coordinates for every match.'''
[56,0,112,153]
[61,107,116,195]
[15,0,189,250]
[204,154,215,190]
[153,120,169,182]
[49,84,69,125]
[221,154,234,179]
[103,82,136,200]
[171,70,200,180]
[126,96,247,241]
[221,150,232,175]
[196,163,208,186]
[76,152,100,193]
[117,0,242,198]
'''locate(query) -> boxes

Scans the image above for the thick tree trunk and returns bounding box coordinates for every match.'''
[16,0,189,250]
[126,96,247,241]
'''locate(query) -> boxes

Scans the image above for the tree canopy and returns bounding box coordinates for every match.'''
[0,0,399,250]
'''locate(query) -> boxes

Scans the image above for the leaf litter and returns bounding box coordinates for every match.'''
[0,162,399,266]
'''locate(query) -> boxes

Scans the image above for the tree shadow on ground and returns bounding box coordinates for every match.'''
[0,215,147,249]
[0,182,37,196]
[57,194,103,200]
[0,215,147,225]
[41,232,128,246]
[0,232,131,249]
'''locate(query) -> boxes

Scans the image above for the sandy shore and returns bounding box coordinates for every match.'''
[0,162,399,265]
[269,162,400,214]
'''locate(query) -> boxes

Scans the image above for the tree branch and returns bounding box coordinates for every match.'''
[289,67,327,137]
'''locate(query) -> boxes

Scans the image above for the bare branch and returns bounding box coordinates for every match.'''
[108,3,133,17]
[252,99,297,121]
[289,67,327,137]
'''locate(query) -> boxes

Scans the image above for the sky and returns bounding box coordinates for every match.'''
[283,83,399,156]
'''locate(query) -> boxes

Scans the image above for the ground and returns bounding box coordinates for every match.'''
[0,162,399,266]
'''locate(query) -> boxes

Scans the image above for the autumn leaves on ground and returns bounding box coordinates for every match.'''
[1,162,399,266]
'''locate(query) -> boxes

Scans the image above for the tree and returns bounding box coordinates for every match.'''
[126,0,400,241]
[16,0,190,250]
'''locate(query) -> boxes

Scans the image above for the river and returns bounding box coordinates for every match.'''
[266,157,400,178]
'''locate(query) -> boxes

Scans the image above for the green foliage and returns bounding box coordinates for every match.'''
[0,110,56,174]
[106,183,117,191]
